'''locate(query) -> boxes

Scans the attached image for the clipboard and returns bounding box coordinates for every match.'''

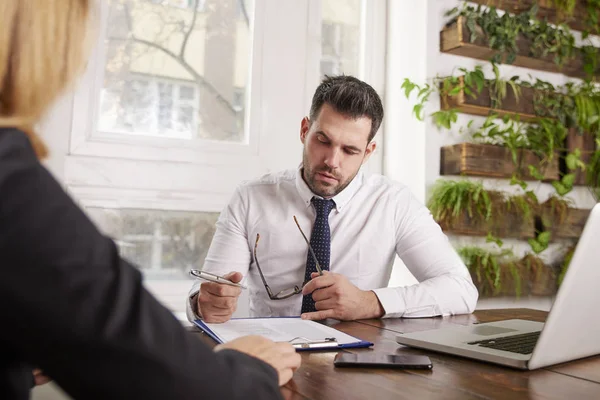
[193,317,373,352]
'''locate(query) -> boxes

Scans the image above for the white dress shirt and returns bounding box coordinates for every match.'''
[187,167,478,320]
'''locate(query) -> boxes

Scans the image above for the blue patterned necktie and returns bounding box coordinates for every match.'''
[301,197,335,313]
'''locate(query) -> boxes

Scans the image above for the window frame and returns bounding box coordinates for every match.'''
[70,0,265,164]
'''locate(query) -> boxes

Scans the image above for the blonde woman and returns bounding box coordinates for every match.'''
[0,1,300,399]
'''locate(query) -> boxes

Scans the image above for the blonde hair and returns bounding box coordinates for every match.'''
[0,0,91,159]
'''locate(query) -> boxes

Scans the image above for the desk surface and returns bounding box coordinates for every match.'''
[193,309,600,400]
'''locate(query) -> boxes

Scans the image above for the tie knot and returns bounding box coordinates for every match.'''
[312,198,335,216]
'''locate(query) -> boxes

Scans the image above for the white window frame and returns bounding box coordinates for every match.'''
[70,0,265,165]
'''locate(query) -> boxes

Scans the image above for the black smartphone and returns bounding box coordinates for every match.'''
[333,352,433,370]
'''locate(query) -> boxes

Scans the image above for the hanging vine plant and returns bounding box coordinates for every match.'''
[444,3,600,79]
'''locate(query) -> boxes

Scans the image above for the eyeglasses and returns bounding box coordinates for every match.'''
[253,216,323,300]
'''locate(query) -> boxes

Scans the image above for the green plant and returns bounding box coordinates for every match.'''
[558,246,575,286]
[446,4,534,64]
[489,63,521,109]
[431,109,458,130]
[447,3,579,68]
[583,0,600,38]
[566,148,587,172]
[402,66,486,130]
[551,173,575,196]
[529,19,575,67]
[528,231,551,254]
[587,141,600,199]
[505,192,538,220]
[472,115,528,163]
[581,45,599,77]
[485,232,504,248]
[470,114,562,190]
[427,179,503,226]
[552,0,576,16]
[403,62,600,199]
[401,79,432,121]
[520,253,553,295]
[540,195,572,233]
[457,246,514,295]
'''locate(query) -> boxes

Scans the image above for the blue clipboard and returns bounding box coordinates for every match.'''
[193,317,373,352]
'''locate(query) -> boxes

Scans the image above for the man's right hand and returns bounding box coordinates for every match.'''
[197,271,243,323]
[215,335,301,386]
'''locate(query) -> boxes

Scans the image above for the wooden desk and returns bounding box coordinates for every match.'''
[193,309,600,399]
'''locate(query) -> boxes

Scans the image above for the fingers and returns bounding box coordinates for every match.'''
[197,290,238,323]
[278,368,294,387]
[201,281,242,298]
[224,271,244,283]
[310,285,336,302]
[273,343,302,386]
[301,273,336,295]
[198,291,238,309]
[199,305,233,324]
[215,336,301,387]
[314,299,337,311]
[301,309,335,321]
[198,301,235,322]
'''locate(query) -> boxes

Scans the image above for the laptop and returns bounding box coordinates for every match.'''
[396,203,600,370]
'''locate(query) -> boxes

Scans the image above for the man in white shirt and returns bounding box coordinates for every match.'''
[187,75,478,323]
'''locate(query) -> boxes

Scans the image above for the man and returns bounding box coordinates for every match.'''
[187,75,478,324]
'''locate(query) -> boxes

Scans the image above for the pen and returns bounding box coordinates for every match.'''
[189,269,248,289]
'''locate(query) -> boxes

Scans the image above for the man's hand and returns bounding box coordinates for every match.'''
[300,271,385,321]
[215,335,301,386]
[197,271,243,323]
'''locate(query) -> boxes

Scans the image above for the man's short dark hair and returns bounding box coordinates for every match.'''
[309,75,384,143]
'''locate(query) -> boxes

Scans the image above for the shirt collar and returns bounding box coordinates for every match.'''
[294,164,363,213]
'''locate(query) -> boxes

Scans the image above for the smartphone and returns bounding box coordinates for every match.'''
[333,352,433,370]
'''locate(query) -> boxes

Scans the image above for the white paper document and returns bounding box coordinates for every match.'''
[202,318,362,345]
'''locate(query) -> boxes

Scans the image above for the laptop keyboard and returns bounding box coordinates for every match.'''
[468,331,541,355]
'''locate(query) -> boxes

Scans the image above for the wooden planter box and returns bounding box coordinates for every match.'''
[441,77,537,120]
[566,129,597,185]
[470,257,558,297]
[440,143,560,181]
[439,205,535,239]
[441,16,593,79]
[468,0,598,35]
[540,203,591,239]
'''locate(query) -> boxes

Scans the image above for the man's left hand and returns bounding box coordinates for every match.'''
[300,271,385,321]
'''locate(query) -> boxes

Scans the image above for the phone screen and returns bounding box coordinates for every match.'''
[334,352,432,369]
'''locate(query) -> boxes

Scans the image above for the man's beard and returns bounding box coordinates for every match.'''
[302,148,358,198]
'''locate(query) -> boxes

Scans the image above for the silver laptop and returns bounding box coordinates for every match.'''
[396,203,600,370]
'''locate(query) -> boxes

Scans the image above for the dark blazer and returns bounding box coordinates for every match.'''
[0,128,282,399]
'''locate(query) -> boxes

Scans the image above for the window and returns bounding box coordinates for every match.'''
[88,208,219,280]
[99,0,252,142]
[99,76,199,139]
[320,0,362,77]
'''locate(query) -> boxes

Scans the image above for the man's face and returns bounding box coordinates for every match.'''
[300,103,376,198]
